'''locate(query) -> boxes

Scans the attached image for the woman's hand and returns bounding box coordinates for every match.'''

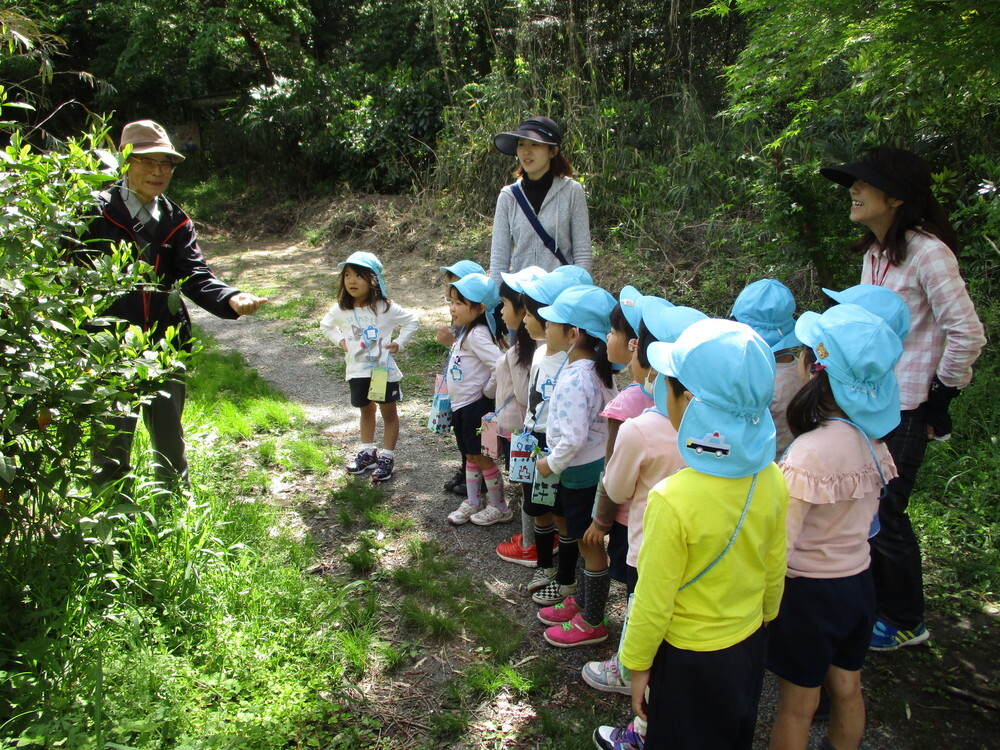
[436,326,456,346]
[536,457,552,477]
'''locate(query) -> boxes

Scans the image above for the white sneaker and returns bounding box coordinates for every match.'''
[470,505,514,526]
[527,566,557,593]
[447,500,479,525]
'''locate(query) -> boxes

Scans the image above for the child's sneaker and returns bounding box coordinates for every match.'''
[531,580,577,606]
[537,597,581,626]
[496,536,539,567]
[870,619,930,651]
[526,566,557,593]
[371,455,394,482]
[470,504,514,526]
[593,721,645,750]
[346,449,377,474]
[446,500,480,525]
[544,613,608,648]
[581,657,631,694]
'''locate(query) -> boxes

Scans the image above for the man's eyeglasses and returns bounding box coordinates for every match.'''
[130,156,179,172]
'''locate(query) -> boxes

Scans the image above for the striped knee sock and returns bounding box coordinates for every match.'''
[482,464,508,511]
[465,460,483,506]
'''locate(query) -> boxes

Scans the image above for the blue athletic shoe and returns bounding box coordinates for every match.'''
[870,619,930,651]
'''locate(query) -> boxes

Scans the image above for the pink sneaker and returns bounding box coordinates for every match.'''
[447,500,479,525]
[537,597,581,626]
[543,613,609,648]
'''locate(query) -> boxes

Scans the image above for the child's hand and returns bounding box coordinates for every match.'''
[339,339,348,352]
[436,326,456,346]
[630,668,651,722]
[536,457,552,477]
[582,521,609,547]
[386,342,399,353]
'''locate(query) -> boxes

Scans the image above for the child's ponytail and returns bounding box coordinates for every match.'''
[577,330,614,388]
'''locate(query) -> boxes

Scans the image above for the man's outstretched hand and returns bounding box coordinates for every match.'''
[229,293,268,316]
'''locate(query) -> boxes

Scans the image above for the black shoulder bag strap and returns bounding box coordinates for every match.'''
[509,183,569,266]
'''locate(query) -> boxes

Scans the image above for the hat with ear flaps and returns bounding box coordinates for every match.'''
[795,303,903,439]
[730,279,800,353]
[440,259,486,279]
[537,285,617,342]
[339,251,388,297]
[647,318,777,478]
[450,273,502,336]
[822,284,910,342]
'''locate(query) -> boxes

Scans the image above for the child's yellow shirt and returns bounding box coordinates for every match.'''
[620,463,788,670]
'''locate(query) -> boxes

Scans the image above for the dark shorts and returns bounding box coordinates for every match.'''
[562,484,598,538]
[765,570,876,687]
[645,628,765,750]
[452,397,495,457]
[348,377,401,408]
[608,521,629,584]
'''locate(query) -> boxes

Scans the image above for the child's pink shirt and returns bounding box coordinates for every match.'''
[600,383,655,526]
[604,409,686,567]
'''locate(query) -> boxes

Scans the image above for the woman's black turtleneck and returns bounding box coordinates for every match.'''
[522,170,553,215]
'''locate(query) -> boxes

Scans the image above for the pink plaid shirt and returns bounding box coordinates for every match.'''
[862,231,986,410]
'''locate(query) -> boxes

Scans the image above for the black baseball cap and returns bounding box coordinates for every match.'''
[493,117,562,155]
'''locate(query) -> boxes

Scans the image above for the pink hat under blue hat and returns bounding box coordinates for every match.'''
[795,303,903,439]
[538,285,617,342]
[730,279,800,353]
[647,319,777,478]
[339,251,387,297]
[822,284,910,341]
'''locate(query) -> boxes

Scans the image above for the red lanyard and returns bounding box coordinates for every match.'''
[870,252,890,287]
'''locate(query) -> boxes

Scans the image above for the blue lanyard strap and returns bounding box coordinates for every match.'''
[826,417,888,488]
[485,395,515,420]
[679,473,758,591]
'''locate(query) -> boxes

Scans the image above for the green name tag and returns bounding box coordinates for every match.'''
[367,367,389,401]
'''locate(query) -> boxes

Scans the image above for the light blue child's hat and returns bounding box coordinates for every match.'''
[618,286,672,335]
[822,284,911,342]
[500,265,547,294]
[551,265,593,286]
[451,273,502,336]
[520,270,584,306]
[647,318,777,478]
[440,259,486,278]
[538,285,617,342]
[730,279,799,353]
[339,251,387,297]
[795,303,903,439]
[642,305,707,345]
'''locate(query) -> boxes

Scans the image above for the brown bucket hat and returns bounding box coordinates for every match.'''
[119,120,185,162]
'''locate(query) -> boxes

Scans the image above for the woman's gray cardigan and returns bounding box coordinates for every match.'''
[488,176,592,284]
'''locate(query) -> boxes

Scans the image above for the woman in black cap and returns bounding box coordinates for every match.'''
[488,117,592,285]
[820,146,985,653]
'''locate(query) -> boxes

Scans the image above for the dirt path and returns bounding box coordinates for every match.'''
[188,235,994,750]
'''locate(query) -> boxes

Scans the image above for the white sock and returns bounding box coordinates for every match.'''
[360,443,376,454]
[380,449,395,459]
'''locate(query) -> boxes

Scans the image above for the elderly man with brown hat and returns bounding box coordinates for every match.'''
[82,119,267,491]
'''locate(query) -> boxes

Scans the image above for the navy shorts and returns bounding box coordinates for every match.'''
[562,484,598,538]
[348,377,401,408]
[765,570,876,687]
[452,397,495,457]
[608,521,629,584]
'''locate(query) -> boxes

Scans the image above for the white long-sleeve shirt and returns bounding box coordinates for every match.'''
[546,359,617,475]
[319,301,419,381]
[446,325,503,410]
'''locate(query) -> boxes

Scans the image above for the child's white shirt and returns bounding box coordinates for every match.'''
[446,325,503,410]
[319,301,419,381]
[546,359,617,475]
[524,344,569,433]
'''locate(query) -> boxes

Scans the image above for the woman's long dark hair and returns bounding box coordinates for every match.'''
[850,146,960,265]
[338,263,390,313]
[786,348,838,437]
[500,281,537,369]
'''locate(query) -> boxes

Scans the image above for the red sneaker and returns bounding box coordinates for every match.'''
[496,537,539,567]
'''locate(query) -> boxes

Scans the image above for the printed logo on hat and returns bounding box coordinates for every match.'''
[686,432,731,458]
[817,343,829,359]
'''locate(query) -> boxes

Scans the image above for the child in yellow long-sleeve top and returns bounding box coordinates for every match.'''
[593,318,788,750]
